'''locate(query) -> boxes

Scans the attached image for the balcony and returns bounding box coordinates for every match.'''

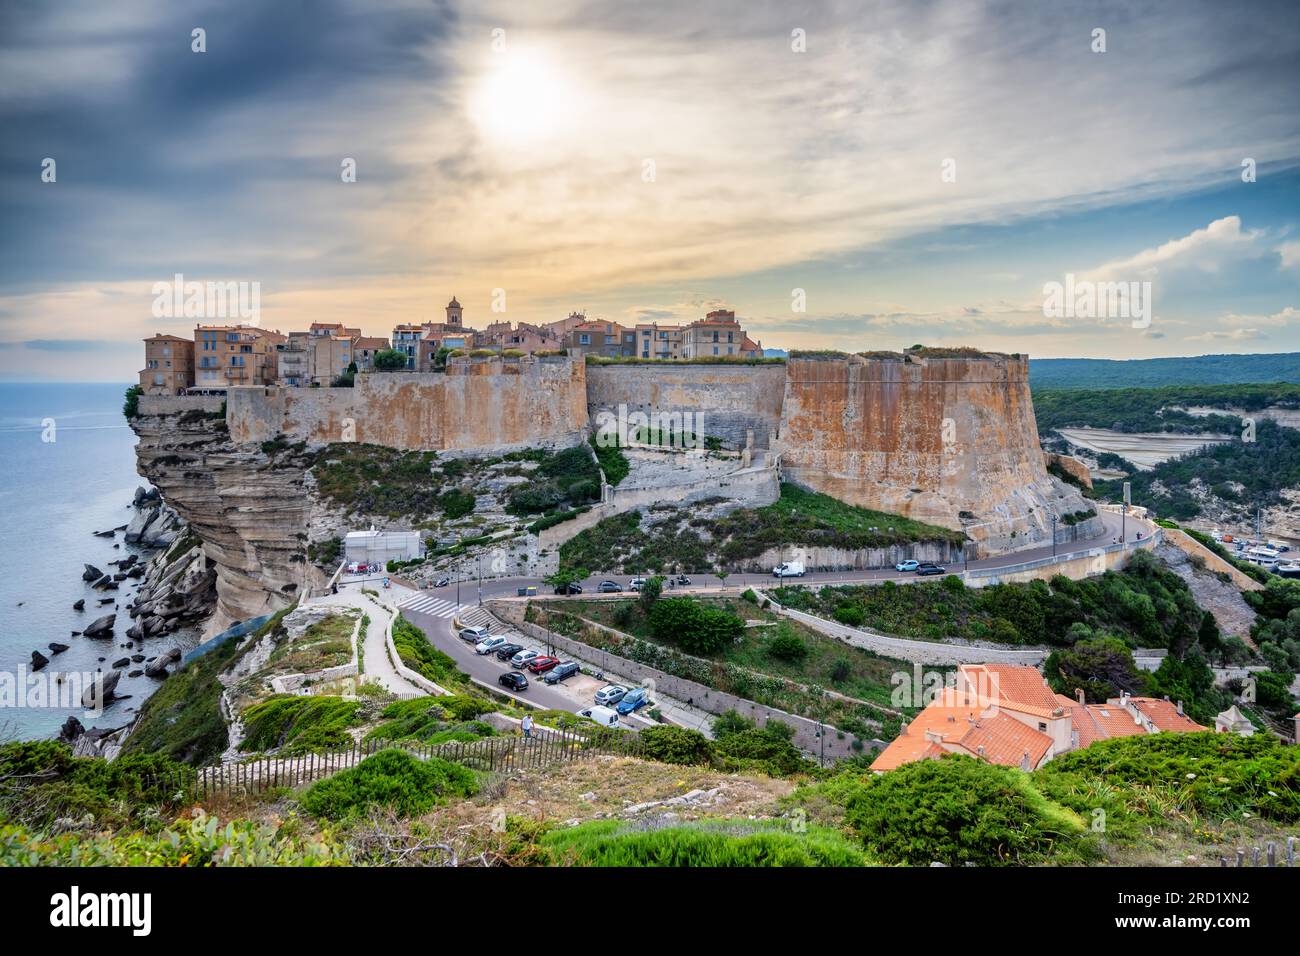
[224,367,249,381]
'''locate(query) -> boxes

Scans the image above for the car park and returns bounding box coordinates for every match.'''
[458,625,492,642]
[511,649,541,667]
[543,660,580,684]
[597,580,623,593]
[895,559,919,572]
[499,671,528,691]
[578,706,620,728]
[526,655,560,674]
[594,684,628,706]
[616,687,651,715]
[915,563,946,576]
[475,635,509,655]
[493,643,524,661]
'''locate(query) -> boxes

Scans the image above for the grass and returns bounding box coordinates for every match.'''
[298,748,478,821]
[263,613,355,675]
[122,606,296,765]
[239,696,362,754]
[558,483,964,573]
[540,818,869,866]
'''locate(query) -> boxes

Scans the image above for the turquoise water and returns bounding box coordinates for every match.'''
[0,383,186,739]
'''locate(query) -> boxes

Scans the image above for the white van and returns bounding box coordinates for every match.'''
[577,706,621,728]
[772,561,806,578]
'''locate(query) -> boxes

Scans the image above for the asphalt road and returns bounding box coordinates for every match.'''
[413,507,1150,602]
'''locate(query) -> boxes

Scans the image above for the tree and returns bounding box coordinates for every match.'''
[1044,636,1147,703]
[714,569,730,592]
[123,384,143,419]
[373,348,409,370]
[544,567,588,592]
[638,575,663,613]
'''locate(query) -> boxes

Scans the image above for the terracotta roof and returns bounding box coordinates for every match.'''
[1127,697,1206,733]
[957,714,1053,768]
[1084,703,1148,739]
[145,334,191,342]
[353,337,389,350]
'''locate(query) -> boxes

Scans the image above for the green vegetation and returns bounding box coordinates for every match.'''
[239,696,362,754]
[123,606,295,765]
[559,483,963,573]
[122,384,142,419]
[306,536,342,567]
[1094,420,1300,520]
[1034,382,1300,434]
[298,748,478,821]
[528,598,917,736]
[505,446,602,515]
[1029,356,1300,390]
[391,614,468,689]
[647,597,744,654]
[312,444,440,518]
[372,348,409,370]
[843,756,1090,865]
[262,613,354,676]
[1241,577,1300,720]
[0,741,195,831]
[366,696,496,745]
[1,812,342,867]
[589,434,629,485]
[634,716,811,777]
[540,818,866,866]
[777,549,1207,650]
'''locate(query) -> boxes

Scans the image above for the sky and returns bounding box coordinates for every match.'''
[1,0,1298,381]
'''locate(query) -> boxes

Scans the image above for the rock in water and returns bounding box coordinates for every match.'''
[72,599,85,611]
[111,657,130,668]
[58,716,85,743]
[81,564,102,582]
[82,614,116,638]
[48,642,69,654]
[82,669,121,708]
[30,650,50,671]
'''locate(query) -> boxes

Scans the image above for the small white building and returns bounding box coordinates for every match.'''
[344,528,423,565]
[1214,704,1255,737]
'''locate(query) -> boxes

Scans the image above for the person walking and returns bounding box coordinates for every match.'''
[521,713,533,740]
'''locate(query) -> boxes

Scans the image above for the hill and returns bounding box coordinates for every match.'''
[1029,353,1300,390]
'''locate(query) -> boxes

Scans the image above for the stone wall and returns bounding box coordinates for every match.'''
[777,353,1102,557]
[1162,528,1265,592]
[586,363,786,449]
[227,355,588,452]
[139,394,225,416]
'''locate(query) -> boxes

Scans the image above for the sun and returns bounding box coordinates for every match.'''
[468,50,580,145]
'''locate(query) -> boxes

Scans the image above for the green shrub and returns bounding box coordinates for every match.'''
[648,598,744,655]
[298,749,477,821]
[638,726,714,766]
[832,604,866,627]
[844,755,1089,865]
[767,630,809,662]
[239,696,361,754]
[540,819,868,867]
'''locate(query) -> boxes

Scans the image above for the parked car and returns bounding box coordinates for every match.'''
[915,564,946,576]
[674,575,691,586]
[772,561,806,578]
[346,562,367,575]
[629,577,648,591]
[543,661,580,684]
[433,577,450,588]
[578,706,620,728]
[594,684,628,706]
[553,582,583,595]
[458,625,492,642]
[895,559,920,572]
[475,636,509,655]
[499,671,528,691]
[597,580,623,593]
[493,643,524,661]
[526,655,560,674]
[616,687,651,715]
[510,649,541,667]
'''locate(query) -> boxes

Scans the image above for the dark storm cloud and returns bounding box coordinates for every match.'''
[0,0,457,286]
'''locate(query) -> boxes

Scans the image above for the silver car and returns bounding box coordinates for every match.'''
[511,648,541,668]
[594,684,628,706]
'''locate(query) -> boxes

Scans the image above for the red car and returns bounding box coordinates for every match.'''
[526,655,560,674]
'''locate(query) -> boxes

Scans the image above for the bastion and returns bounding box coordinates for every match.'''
[776,350,1102,556]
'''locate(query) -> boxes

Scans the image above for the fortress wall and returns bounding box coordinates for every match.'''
[585,363,786,448]
[226,357,587,452]
[778,354,1101,555]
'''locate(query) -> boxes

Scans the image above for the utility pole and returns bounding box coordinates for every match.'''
[477,554,483,607]
[1121,481,1130,544]
[1051,513,1058,557]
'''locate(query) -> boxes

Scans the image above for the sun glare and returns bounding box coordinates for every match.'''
[469,50,579,144]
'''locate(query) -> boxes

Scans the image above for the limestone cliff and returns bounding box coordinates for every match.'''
[777,351,1103,556]
[130,406,321,633]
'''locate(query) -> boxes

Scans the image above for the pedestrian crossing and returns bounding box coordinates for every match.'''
[397,593,467,619]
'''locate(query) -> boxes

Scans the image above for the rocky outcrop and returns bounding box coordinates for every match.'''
[130,408,322,632]
[126,536,216,640]
[1044,451,1094,490]
[124,499,184,547]
[82,614,116,638]
[777,351,1104,556]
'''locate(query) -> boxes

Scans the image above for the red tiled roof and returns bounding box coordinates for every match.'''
[1127,698,1207,733]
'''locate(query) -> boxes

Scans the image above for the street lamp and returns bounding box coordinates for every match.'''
[1051,513,1058,557]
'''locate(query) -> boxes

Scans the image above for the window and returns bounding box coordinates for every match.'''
[579,334,590,345]
[712,331,719,342]
[712,346,719,355]
[1038,722,1047,732]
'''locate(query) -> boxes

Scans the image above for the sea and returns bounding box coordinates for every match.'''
[0,382,197,741]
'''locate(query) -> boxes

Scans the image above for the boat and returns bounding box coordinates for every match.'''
[1275,562,1300,579]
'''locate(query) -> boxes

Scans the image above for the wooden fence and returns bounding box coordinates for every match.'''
[150,727,645,801]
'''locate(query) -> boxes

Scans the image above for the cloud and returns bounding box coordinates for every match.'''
[1186,327,1265,342]
[14,338,137,352]
[1279,240,1300,271]
[1084,216,1267,281]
